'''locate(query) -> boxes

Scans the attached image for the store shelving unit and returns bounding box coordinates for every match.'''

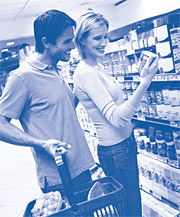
[0,53,20,96]
[103,8,180,216]
[0,41,34,97]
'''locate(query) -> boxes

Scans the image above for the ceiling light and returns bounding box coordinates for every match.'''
[1,49,9,52]
[6,41,15,46]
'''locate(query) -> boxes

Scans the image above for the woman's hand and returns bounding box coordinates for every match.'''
[140,56,159,87]
[42,139,71,157]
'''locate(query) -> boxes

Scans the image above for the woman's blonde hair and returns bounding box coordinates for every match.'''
[75,10,109,58]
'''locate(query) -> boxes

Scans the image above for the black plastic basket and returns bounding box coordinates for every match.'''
[24,176,126,217]
[24,154,126,217]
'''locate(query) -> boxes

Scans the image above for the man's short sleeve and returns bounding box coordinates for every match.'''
[0,73,29,119]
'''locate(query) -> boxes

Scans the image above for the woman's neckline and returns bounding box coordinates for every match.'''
[81,59,103,70]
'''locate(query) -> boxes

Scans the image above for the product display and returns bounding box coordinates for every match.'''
[103,10,180,216]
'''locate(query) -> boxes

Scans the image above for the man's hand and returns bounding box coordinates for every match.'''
[42,139,71,157]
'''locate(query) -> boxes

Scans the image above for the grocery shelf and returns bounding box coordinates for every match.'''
[132,115,180,130]
[116,73,180,82]
[141,189,180,217]
[138,154,180,211]
[140,173,180,210]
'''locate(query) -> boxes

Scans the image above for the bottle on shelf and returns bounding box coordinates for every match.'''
[148,126,158,155]
[173,129,180,167]
[164,130,177,161]
[155,129,167,158]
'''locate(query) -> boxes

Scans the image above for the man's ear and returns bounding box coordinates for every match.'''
[42,37,49,48]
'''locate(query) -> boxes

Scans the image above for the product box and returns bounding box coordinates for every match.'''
[156,41,172,58]
[105,41,119,53]
[170,27,180,74]
[170,27,180,47]
[153,25,169,42]
[171,106,180,121]
[162,89,171,105]
[169,89,180,106]
[158,58,174,73]
[156,104,167,119]
[163,104,172,121]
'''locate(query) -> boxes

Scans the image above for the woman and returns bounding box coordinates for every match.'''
[74,11,159,217]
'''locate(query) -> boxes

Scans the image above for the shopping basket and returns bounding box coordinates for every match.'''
[23,155,126,217]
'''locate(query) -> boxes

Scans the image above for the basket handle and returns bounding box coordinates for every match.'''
[55,154,78,211]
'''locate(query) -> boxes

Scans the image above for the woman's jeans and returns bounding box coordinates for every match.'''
[97,134,142,217]
[41,170,92,193]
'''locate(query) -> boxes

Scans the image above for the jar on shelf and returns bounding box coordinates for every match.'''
[144,137,151,152]
[148,90,156,104]
[148,103,158,117]
[148,126,158,155]
[156,129,167,157]
[140,102,150,117]
[155,89,164,105]
[164,131,177,161]
[136,136,146,150]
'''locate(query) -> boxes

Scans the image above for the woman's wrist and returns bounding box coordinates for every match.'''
[139,78,151,89]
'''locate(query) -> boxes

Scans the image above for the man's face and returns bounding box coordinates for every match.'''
[48,26,75,62]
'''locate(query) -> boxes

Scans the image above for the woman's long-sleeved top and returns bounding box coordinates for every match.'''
[74,61,137,146]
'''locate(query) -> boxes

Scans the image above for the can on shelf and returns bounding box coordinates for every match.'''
[136,51,157,76]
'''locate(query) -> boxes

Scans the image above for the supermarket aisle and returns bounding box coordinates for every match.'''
[0,120,41,217]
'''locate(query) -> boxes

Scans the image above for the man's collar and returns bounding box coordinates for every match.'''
[27,56,49,70]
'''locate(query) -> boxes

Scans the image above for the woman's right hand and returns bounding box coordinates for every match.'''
[140,56,159,88]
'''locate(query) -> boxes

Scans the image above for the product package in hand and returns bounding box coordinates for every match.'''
[137,51,157,76]
[31,191,63,217]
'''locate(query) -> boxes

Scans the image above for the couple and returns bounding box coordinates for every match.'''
[0,9,158,217]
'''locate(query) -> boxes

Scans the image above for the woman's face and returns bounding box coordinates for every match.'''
[82,24,109,59]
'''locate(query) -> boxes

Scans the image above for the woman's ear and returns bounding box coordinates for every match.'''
[80,37,85,46]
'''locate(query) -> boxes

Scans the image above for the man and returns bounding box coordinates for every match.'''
[0,10,95,193]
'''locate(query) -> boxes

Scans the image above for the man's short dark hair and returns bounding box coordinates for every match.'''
[34,10,76,53]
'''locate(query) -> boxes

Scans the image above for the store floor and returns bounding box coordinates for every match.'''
[0,120,41,217]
